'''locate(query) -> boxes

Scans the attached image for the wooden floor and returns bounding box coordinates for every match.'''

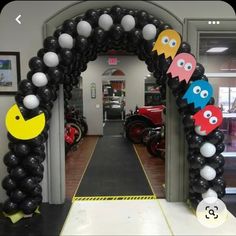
[134,144,165,198]
[65,136,165,199]
[65,136,98,199]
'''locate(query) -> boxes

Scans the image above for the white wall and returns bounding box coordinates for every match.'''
[0,1,235,202]
[82,56,147,135]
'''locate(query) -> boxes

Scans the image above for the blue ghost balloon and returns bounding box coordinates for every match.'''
[182,80,213,109]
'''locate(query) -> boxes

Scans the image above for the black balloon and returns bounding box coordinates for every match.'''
[60,49,73,65]
[53,28,63,38]
[136,10,149,27]
[31,185,42,197]
[37,86,52,103]
[22,155,39,171]
[192,177,210,194]
[207,97,215,105]
[18,79,35,95]
[159,23,172,31]
[110,24,124,42]
[62,19,76,35]
[13,143,30,157]
[211,177,226,192]
[207,154,225,169]
[29,57,45,72]
[46,67,62,84]
[215,143,225,154]
[10,189,26,203]
[20,177,37,193]
[3,152,20,168]
[187,133,204,149]
[188,153,206,169]
[20,198,38,215]
[75,36,88,53]
[84,9,99,27]
[207,129,224,144]
[2,176,16,191]
[178,42,191,53]
[37,48,47,58]
[110,5,124,23]
[93,27,107,45]
[192,63,205,78]
[2,199,18,214]
[43,36,59,52]
[215,167,224,176]
[27,134,44,147]
[10,166,27,180]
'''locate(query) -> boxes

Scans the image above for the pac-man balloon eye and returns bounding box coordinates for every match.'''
[152,29,181,59]
[167,53,196,83]
[183,80,213,109]
[5,104,46,140]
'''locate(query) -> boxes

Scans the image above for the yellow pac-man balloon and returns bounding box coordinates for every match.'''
[5,104,45,140]
[152,29,181,59]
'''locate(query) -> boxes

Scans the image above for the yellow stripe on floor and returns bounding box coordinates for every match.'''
[72,195,157,202]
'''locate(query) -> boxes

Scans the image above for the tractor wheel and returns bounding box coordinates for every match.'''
[126,120,148,144]
[146,133,165,160]
[141,128,153,145]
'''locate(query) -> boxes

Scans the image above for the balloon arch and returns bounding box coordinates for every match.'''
[2,6,226,219]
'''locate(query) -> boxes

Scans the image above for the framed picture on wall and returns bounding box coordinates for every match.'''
[0,52,20,94]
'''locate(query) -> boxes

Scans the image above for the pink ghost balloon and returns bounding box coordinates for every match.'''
[167,53,196,83]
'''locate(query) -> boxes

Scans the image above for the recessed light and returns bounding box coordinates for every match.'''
[206,47,228,53]
[208,21,212,24]
[217,21,220,24]
[212,21,216,24]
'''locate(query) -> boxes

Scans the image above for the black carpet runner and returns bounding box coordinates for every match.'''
[75,121,153,197]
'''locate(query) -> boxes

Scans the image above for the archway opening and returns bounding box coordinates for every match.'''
[2,5,225,218]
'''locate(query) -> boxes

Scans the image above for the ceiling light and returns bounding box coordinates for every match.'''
[206,47,228,53]
[208,21,212,24]
[217,21,220,24]
[212,21,216,24]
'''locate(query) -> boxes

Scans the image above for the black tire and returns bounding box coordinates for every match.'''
[146,133,165,160]
[80,119,88,136]
[126,120,148,144]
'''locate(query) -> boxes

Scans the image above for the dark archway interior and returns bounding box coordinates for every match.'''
[1,5,226,217]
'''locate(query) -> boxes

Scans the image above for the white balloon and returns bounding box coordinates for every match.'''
[98,14,113,31]
[200,142,216,158]
[202,188,218,199]
[77,21,92,37]
[142,24,157,40]
[200,165,216,181]
[43,52,59,67]
[121,15,135,31]
[23,95,39,109]
[58,33,73,49]
[32,72,48,87]
[195,126,206,136]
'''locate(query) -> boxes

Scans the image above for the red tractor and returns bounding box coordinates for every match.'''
[124,105,165,144]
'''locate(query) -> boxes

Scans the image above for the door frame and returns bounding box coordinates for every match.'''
[43,0,187,204]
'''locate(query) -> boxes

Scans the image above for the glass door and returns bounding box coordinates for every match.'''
[185,19,236,194]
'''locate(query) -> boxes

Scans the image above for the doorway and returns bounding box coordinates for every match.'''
[44,1,185,204]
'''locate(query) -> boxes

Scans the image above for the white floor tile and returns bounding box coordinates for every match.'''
[60,200,172,235]
[159,199,236,235]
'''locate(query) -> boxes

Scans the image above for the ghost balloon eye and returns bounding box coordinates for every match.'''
[169,39,177,47]
[209,116,218,124]
[193,86,201,94]
[15,116,20,120]
[184,62,192,71]
[177,59,185,67]
[161,36,169,44]
[203,110,212,119]
[200,90,208,98]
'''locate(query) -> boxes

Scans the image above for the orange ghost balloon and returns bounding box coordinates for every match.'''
[152,29,181,59]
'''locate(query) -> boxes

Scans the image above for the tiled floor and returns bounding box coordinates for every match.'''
[60,199,236,236]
